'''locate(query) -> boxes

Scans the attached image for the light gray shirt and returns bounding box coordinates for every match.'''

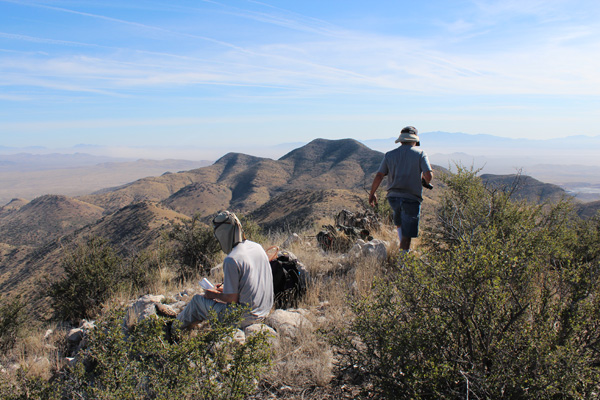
[377,145,432,203]
[223,240,274,318]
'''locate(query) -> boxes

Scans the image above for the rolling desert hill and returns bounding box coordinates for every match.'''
[0,200,189,311]
[480,174,569,204]
[249,189,364,229]
[0,195,105,247]
[278,138,382,189]
[575,200,600,220]
[161,182,234,218]
[84,201,188,252]
[0,198,29,216]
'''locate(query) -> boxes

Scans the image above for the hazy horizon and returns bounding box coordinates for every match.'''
[2,130,600,167]
[3,132,600,206]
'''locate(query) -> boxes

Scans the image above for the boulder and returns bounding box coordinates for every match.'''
[125,294,165,326]
[282,233,302,248]
[66,328,84,343]
[244,323,279,346]
[349,239,388,261]
[265,309,313,339]
[233,329,246,345]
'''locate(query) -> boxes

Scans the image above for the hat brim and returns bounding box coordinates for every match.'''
[395,138,420,145]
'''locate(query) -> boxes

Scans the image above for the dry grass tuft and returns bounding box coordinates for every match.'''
[1,323,69,381]
[265,324,334,389]
[249,218,400,397]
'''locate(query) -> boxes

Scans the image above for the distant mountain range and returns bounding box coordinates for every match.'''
[361,131,600,155]
[4,131,599,203]
[4,131,600,167]
[1,138,598,308]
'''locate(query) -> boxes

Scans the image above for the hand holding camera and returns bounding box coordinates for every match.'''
[422,178,433,190]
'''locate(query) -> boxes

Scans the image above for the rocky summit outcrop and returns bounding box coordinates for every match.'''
[60,233,391,370]
[65,292,322,367]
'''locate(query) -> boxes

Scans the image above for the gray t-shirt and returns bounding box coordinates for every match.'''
[223,240,274,318]
[377,145,432,203]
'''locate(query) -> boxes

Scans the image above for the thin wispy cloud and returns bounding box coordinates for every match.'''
[214,0,343,37]
[0,0,599,145]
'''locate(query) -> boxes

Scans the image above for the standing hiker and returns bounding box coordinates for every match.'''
[368,126,433,252]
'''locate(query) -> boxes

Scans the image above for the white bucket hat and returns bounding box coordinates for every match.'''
[395,126,420,146]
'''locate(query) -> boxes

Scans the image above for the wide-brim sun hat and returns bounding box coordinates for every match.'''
[395,126,420,146]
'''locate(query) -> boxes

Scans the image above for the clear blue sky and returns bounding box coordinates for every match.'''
[1,0,600,154]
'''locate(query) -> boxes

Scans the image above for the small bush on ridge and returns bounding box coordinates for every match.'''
[0,296,28,353]
[47,237,123,322]
[168,215,221,280]
[48,237,162,322]
[0,306,272,399]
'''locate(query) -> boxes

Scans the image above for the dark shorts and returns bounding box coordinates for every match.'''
[387,197,421,238]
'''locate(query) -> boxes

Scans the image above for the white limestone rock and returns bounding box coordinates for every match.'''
[126,294,165,325]
[244,323,279,346]
[265,309,313,338]
[282,233,302,248]
[349,239,388,261]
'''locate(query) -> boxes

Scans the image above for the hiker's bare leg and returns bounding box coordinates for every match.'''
[400,236,411,251]
[396,226,411,251]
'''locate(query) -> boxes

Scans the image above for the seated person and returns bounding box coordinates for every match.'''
[158,210,273,329]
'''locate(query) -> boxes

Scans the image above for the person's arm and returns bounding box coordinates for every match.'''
[369,172,386,207]
[422,170,433,184]
[204,288,239,303]
[208,259,241,304]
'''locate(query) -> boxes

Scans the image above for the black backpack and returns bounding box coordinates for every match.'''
[269,250,306,309]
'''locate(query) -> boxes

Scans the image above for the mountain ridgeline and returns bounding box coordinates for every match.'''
[78,138,384,217]
[0,138,595,303]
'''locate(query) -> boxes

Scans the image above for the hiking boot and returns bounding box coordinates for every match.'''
[155,303,177,318]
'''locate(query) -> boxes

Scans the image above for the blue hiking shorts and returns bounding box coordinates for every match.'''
[387,196,421,238]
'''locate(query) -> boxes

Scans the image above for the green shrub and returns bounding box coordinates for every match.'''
[0,296,28,353]
[54,307,271,400]
[121,250,163,294]
[48,237,124,322]
[238,214,267,244]
[346,167,600,399]
[0,369,56,400]
[0,307,272,400]
[48,237,165,322]
[168,215,221,280]
[372,188,394,227]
